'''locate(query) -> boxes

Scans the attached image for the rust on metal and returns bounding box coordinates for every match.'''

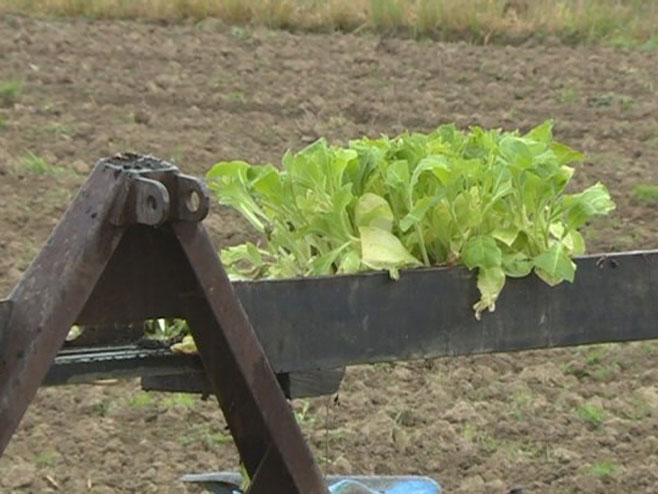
[0,300,12,353]
[0,161,128,449]
[0,153,324,493]
[174,220,325,492]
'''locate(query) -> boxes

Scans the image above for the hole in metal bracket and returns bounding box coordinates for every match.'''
[146,195,158,211]
[186,190,200,213]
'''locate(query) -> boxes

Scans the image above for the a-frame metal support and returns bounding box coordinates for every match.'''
[0,154,326,493]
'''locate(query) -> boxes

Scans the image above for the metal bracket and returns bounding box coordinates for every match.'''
[105,153,209,226]
[0,153,325,493]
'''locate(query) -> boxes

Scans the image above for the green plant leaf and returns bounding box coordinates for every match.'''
[524,119,553,143]
[473,267,506,320]
[206,160,251,180]
[251,165,282,200]
[206,161,268,231]
[502,252,533,278]
[359,226,422,272]
[205,120,614,321]
[499,136,533,169]
[411,155,452,188]
[461,235,502,270]
[399,196,441,232]
[549,222,565,239]
[355,193,394,231]
[385,160,410,188]
[337,249,362,274]
[492,226,519,246]
[533,244,576,285]
[309,242,352,276]
[550,141,585,166]
[562,182,616,230]
[220,243,268,280]
[453,189,482,230]
[562,230,585,255]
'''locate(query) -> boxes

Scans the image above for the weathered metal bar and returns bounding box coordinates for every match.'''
[228,250,658,373]
[0,164,129,453]
[43,345,344,399]
[43,346,201,385]
[140,368,345,399]
[173,221,326,493]
[42,250,658,399]
[0,301,11,350]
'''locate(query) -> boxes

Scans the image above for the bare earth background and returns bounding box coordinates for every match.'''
[1,14,658,494]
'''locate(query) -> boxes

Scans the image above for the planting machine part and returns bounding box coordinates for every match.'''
[3,152,658,492]
[222,249,658,371]
[43,345,201,385]
[47,249,658,400]
[44,344,345,399]
[0,153,325,494]
[140,366,346,399]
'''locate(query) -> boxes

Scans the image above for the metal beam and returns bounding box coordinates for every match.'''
[173,221,325,492]
[231,250,658,372]
[42,250,658,399]
[43,346,200,385]
[43,345,345,399]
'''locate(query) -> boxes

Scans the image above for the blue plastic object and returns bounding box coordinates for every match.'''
[180,472,441,494]
[328,477,437,493]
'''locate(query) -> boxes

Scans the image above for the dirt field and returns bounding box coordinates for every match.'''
[2,14,658,494]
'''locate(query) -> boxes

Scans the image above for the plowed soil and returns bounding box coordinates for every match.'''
[2,14,658,494]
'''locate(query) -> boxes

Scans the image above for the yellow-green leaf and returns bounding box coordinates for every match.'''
[359,226,422,272]
[492,226,519,247]
[355,193,394,231]
[533,244,576,285]
[473,267,506,320]
[461,235,502,270]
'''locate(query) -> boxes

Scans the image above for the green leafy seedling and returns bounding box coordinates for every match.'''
[204,431,231,447]
[14,151,58,175]
[294,400,316,427]
[576,402,606,428]
[632,184,658,203]
[585,459,622,478]
[35,450,56,469]
[227,91,246,102]
[0,80,21,105]
[583,346,608,365]
[558,87,578,104]
[206,120,615,320]
[129,391,152,407]
[162,393,196,409]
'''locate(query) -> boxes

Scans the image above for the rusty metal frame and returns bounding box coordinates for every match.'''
[0,154,325,494]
